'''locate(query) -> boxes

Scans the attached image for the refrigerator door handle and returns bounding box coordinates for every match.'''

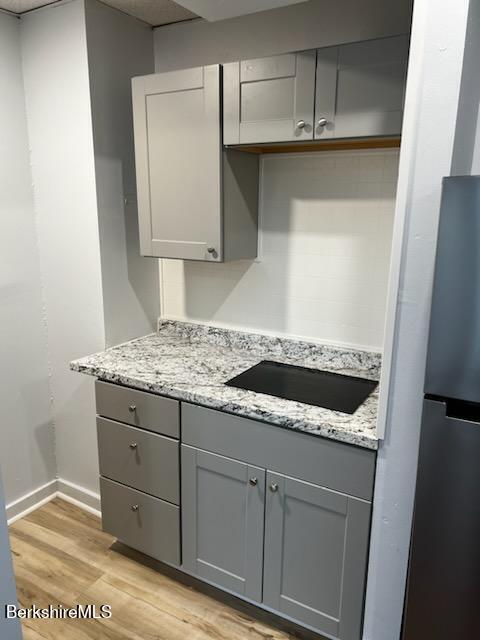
[445,398,480,423]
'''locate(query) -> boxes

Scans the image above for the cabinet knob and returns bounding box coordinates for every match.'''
[131,504,139,512]
[129,442,138,450]
[317,117,328,127]
[269,483,279,493]
[128,404,137,413]
[207,247,215,253]
[296,120,306,129]
[249,477,258,486]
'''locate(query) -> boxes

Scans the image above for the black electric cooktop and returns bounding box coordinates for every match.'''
[226,360,378,414]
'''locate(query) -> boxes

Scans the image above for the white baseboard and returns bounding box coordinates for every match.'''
[57,478,101,517]
[6,478,101,525]
[6,480,58,524]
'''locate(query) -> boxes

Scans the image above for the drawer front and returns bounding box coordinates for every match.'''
[100,477,180,566]
[95,380,179,438]
[182,403,376,501]
[97,417,179,504]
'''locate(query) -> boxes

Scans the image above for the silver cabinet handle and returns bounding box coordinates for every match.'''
[128,404,136,413]
[269,483,279,493]
[317,117,328,127]
[207,247,216,254]
[249,477,258,486]
[131,504,139,512]
[296,120,306,129]
[129,442,138,450]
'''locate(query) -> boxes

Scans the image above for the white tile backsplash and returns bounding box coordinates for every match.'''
[160,149,399,350]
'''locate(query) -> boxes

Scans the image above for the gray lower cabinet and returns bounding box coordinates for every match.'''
[181,440,372,640]
[181,402,375,501]
[182,446,265,602]
[263,472,371,640]
[96,382,181,567]
[95,380,180,438]
[97,416,179,504]
[97,389,373,640]
[100,477,180,566]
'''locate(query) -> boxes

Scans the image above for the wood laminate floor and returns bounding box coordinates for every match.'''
[9,499,300,640]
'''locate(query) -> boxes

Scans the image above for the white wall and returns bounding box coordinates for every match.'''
[364,0,472,638]
[0,12,56,506]
[154,0,413,71]
[85,0,159,348]
[16,0,160,502]
[162,149,399,350]
[21,0,106,496]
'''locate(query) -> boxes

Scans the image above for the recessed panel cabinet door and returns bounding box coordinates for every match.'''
[182,446,265,602]
[263,472,371,640]
[224,51,316,144]
[132,66,222,260]
[315,36,409,140]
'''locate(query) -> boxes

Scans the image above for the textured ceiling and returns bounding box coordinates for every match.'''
[0,0,198,26]
[97,0,197,25]
[0,0,45,11]
[174,0,308,22]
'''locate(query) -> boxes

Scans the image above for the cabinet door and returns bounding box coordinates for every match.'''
[182,446,265,602]
[263,472,371,640]
[224,51,316,144]
[315,36,409,140]
[132,66,222,260]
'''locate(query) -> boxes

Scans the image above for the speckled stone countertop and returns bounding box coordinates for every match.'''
[70,320,381,450]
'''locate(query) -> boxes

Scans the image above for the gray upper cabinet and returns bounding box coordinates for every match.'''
[263,472,371,640]
[132,66,258,262]
[223,51,316,144]
[224,36,408,146]
[182,445,265,602]
[315,36,409,140]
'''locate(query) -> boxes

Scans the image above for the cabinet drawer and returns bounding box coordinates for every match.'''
[95,380,179,438]
[182,404,376,501]
[100,477,180,566]
[97,417,179,504]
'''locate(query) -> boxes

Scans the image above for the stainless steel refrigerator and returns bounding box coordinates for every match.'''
[403,176,480,639]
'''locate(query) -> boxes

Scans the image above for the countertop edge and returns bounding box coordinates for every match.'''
[70,361,379,451]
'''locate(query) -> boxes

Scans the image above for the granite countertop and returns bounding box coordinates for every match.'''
[70,320,381,450]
